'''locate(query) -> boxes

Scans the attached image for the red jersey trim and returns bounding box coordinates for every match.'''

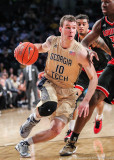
[108,58,114,65]
[96,70,104,74]
[96,70,104,78]
[105,16,114,26]
[111,99,114,104]
[75,85,84,91]
[96,85,109,97]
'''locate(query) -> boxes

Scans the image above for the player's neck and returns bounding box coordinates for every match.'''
[60,38,74,49]
[79,30,89,41]
[107,15,114,22]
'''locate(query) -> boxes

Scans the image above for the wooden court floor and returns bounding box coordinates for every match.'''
[0,103,114,160]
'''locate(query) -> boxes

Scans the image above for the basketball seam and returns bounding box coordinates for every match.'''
[22,42,31,64]
[25,45,36,65]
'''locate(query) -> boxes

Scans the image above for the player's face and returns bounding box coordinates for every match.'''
[76,19,89,36]
[59,20,77,41]
[101,0,114,16]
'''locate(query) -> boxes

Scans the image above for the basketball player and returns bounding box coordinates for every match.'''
[64,14,111,142]
[14,15,98,157]
[60,0,114,156]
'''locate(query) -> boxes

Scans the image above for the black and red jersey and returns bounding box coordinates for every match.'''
[75,30,108,71]
[101,16,114,57]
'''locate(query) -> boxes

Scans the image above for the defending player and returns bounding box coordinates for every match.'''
[64,14,111,142]
[60,0,114,156]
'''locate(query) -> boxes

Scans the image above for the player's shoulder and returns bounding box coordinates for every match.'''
[50,36,61,45]
[73,40,87,59]
[46,35,56,42]
[73,39,81,46]
[73,40,85,51]
[92,19,102,31]
[45,35,57,49]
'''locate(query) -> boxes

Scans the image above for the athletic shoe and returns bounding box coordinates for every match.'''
[64,130,73,142]
[59,141,76,156]
[20,113,40,138]
[94,119,102,134]
[15,140,31,158]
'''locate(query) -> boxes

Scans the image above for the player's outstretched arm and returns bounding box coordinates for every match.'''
[14,36,55,58]
[77,45,98,118]
[34,35,55,53]
[82,19,111,56]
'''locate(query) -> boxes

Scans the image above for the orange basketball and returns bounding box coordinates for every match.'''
[15,42,39,65]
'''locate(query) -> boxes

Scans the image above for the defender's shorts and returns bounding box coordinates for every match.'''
[37,78,77,123]
[96,64,114,104]
[75,69,104,92]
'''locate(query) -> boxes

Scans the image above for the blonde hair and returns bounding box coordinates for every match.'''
[60,15,76,27]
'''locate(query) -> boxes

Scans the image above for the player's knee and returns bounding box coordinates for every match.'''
[53,128,61,135]
[38,101,57,116]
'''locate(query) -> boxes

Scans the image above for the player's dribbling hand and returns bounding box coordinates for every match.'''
[78,101,89,118]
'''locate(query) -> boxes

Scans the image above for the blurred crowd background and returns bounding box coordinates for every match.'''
[0,0,102,110]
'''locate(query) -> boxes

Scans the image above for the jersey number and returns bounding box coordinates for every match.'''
[56,65,64,74]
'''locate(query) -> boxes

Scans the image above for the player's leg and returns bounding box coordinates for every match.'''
[60,65,114,156]
[16,117,66,158]
[16,95,72,157]
[64,107,77,142]
[32,117,66,143]
[20,79,58,138]
[94,100,104,134]
[15,81,79,157]
[93,69,105,134]
[60,90,106,156]
[64,88,82,142]
[64,71,86,142]
[73,65,114,137]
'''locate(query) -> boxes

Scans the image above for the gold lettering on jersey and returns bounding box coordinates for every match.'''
[52,71,68,81]
[50,53,72,66]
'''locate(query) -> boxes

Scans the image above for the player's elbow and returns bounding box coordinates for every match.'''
[90,73,98,85]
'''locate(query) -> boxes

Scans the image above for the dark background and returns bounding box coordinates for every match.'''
[0,0,103,74]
